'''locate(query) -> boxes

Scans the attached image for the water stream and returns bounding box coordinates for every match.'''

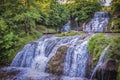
[61,20,71,32]
[3,34,92,80]
[85,12,109,32]
[90,45,110,79]
[1,32,111,80]
[61,12,109,32]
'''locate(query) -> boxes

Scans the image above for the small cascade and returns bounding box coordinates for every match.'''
[10,35,51,67]
[63,40,89,77]
[10,43,38,67]
[90,45,110,79]
[2,33,95,80]
[30,35,84,72]
[61,21,71,32]
[11,35,82,70]
[100,0,112,6]
[85,12,109,32]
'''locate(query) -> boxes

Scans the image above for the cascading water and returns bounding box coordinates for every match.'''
[61,12,110,32]
[100,0,112,6]
[61,21,71,32]
[63,40,88,77]
[6,34,93,80]
[1,32,111,80]
[85,12,109,32]
[90,45,110,79]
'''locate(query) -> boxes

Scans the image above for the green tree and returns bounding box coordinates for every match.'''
[111,0,120,15]
[65,0,101,26]
[0,0,41,65]
[38,0,68,29]
[110,0,120,31]
[0,18,17,65]
[0,0,68,65]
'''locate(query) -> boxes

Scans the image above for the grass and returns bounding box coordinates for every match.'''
[56,31,86,37]
[88,33,110,66]
[88,33,120,76]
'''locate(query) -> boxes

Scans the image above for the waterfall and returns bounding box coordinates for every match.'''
[11,35,81,69]
[90,45,110,79]
[63,40,88,77]
[100,0,112,6]
[11,34,92,71]
[61,21,71,32]
[7,34,93,80]
[85,12,109,32]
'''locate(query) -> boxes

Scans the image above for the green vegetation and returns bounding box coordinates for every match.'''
[88,34,110,65]
[0,0,102,65]
[56,31,85,37]
[109,0,120,32]
[107,36,120,59]
[0,0,120,67]
[111,0,120,15]
[110,18,120,32]
[0,0,67,65]
[117,62,120,80]
[0,25,55,65]
[107,36,120,80]
[88,33,120,79]
[65,0,101,26]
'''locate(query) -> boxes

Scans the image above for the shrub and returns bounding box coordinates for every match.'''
[107,36,120,59]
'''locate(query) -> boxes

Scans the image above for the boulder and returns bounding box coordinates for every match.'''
[46,46,67,75]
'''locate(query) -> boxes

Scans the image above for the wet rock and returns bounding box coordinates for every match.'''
[46,46,67,75]
[0,68,20,80]
[95,59,117,80]
[86,54,93,78]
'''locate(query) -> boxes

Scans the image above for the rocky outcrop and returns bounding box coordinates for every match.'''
[95,59,117,80]
[0,68,20,80]
[46,46,67,75]
[86,54,93,78]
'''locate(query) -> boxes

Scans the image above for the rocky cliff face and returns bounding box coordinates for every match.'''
[46,46,67,75]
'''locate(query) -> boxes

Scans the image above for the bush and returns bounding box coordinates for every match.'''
[112,18,120,32]
[107,36,120,59]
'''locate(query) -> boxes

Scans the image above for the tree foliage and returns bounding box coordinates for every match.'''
[0,0,102,65]
[111,0,120,15]
[0,0,68,65]
[65,0,101,26]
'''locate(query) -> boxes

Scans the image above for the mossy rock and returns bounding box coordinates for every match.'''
[46,46,67,75]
